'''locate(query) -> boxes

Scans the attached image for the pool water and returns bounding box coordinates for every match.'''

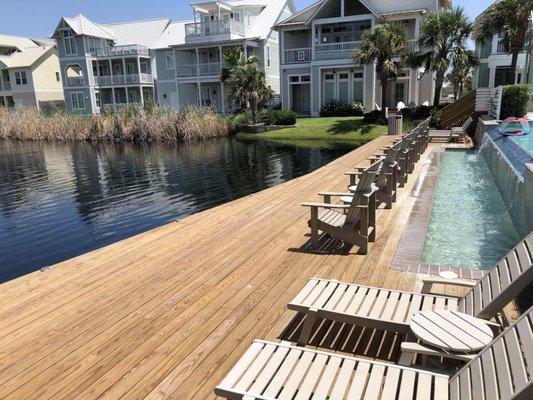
[421,150,521,270]
[512,129,533,155]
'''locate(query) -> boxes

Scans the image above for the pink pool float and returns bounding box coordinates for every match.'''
[497,117,530,136]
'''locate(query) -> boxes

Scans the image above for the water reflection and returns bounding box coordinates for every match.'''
[0,138,355,282]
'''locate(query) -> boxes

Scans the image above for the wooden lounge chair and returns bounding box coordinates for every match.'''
[429,117,473,143]
[215,306,533,400]
[289,232,533,345]
[343,143,402,209]
[302,163,380,254]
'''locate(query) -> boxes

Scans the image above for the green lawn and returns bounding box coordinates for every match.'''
[237,116,413,144]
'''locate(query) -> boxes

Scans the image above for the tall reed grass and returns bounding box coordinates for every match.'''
[0,106,229,143]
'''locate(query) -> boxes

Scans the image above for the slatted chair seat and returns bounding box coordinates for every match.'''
[317,209,346,227]
[216,306,533,400]
[291,232,533,345]
[288,278,459,342]
[215,340,450,400]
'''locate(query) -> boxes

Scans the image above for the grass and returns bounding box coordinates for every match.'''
[0,106,229,144]
[237,116,414,144]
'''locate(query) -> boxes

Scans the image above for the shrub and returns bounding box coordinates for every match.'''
[258,109,297,126]
[320,101,355,117]
[430,109,442,128]
[500,84,531,119]
[352,101,364,116]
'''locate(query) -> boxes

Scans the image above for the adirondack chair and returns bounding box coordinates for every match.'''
[289,232,533,346]
[302,162,380,254]
[342,143,402,209]
[429,116,473,143]
[215,306,533,400]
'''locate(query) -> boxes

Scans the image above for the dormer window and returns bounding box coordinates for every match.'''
[61,29,77,56]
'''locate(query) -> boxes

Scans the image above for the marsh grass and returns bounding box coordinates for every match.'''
[0,106,229,144]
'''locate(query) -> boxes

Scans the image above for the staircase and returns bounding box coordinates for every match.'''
[439,89,476,128]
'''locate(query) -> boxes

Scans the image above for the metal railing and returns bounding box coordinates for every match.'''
[177,64,197,77]
[315,41,359,54]
[177,63,222,76]
[93,45,150,57]
[284,48,311,64]
[95,73,154,86]
[66,76,85,86]
[199,62,221,75]
[185,19,244,38]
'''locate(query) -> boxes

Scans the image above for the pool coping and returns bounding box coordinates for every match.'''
[390,146,485,280]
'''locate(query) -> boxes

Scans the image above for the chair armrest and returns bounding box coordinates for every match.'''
[344,171,363,176]
[400,342,476,362]
[421,277,477,294]
[302,202,350,209]
[318,192,353,197]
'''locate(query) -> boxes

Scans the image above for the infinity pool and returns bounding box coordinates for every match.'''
[512,130,533,155]
[421,150,521,270]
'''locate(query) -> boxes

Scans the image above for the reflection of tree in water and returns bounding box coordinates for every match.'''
[0,141,48,216]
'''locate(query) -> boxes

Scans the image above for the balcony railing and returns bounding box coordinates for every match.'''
[95,73,154,86]
[315,41,359,54]
[177,63,222,77]
[185,20,244,38]
[284,48,311,64]
[66,76,85,86]
[92,45,150,58]
[0,81,11,91]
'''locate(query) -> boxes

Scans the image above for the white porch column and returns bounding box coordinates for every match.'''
[111,87,116,110]
[221,82,225,113]
[125,87,130,105]
[197,82,202,106]
[122,58,127,78]
[219,45,223,69]
[176,82,181,108]
[311,22,316,61]
[243,42,248,60]
[137,57,142,76]
[195,48,200,77]
[140,86,144,105]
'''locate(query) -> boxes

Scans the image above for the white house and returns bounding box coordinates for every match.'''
[155,0,296,112]
[0,34,64,109]
[473,8,532,89]
[275,0,451,116]
[52,14,169,114]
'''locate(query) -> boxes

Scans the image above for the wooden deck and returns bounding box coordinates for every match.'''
[0,136,461,399]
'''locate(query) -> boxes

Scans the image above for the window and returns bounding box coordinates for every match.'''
[166,51,176,70]
[266,45,271,68]
[70,92,85,110]
[95,91,101,108]
[353,69,364,103]
[246,12,252,27]
[300,75,310,82]
[55,72,60,82]
[289,76,300,83]
[234,12,240,22]
[15,71,27,85]
[61,29,77,56]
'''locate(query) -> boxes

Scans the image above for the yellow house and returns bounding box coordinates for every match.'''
[0,34,64,109]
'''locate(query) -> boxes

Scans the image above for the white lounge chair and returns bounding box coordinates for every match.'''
[289,232,532,345]
[215,306,533,400]
[429,117,473,143]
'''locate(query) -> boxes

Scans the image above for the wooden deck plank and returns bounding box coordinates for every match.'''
[0,136,455,400]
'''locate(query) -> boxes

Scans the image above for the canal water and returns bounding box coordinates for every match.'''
[0,138,356,282]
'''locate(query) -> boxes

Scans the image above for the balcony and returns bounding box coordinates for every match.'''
[177,63,222,77]
[91,45,150,58]
[284,48,311,64]
[185,20,244,43]
[66,76,85,87]
[0,81,11,91]
[315,41,359,54]
[95,73,154,86]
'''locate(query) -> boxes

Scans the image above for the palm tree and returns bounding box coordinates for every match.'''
[415,7,474,106]
[353,22,412,120]
[220,48,272,124]
[474,0,533,84]
[446,47,478,100]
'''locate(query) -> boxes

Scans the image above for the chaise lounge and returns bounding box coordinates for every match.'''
[289,232,532,345]
[215,305,533,400]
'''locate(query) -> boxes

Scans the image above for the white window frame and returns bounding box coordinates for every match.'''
[61,29,77,56]
[15,71,28,85]
[70,92,85,110]
[266,45,271,68]
[95,91,101,108]
[166,51,176,70]
[246,12,252,28]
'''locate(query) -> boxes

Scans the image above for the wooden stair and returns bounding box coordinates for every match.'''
[440,89,476,129]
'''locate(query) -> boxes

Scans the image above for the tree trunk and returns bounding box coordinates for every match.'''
[380,79,387,121]
[433,72,444,107]
[453,91,458,101]
[250,98,257,125]
[510,52,519,84]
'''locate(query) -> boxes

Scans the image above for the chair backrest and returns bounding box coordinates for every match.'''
[449,305,533,400]
[345,161,380,224]
[376,142,402,188]
[458,232,533,320]
[461,116,474,131]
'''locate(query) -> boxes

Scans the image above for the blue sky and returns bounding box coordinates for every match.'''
[4,0,493,39]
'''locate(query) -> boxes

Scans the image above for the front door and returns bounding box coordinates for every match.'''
[291,84,310,114]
